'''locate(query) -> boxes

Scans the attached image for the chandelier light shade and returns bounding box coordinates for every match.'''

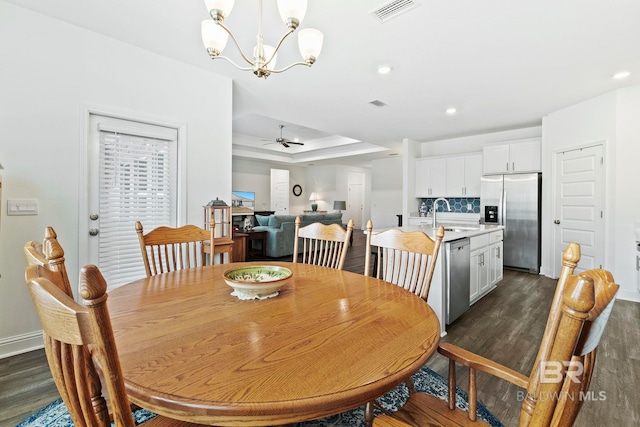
[201,0,323,79]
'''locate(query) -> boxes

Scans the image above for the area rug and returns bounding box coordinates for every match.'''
[17,365,503,427]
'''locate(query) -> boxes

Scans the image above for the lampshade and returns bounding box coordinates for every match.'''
[309,192,318,201]
[204,0,235,17]
[333,201,346,211]
[298,28,323,61]
[277,0,307,24]
[201,20,229,54]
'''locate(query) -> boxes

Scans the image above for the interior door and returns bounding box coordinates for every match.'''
[553,144,604,276]
[270,168,289,215]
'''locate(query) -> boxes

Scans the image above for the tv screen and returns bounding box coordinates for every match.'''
[231,191,255,215]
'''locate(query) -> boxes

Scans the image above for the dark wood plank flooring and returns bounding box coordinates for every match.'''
[1,230,638,426]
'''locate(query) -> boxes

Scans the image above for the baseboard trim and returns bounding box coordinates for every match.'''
[617,290,640,303]
[0,331,44,359]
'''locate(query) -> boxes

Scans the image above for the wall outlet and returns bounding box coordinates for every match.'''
[467,203,473,210]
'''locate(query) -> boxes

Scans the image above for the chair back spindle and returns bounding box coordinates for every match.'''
[293,217,354,270]
[364,220,444,300]
[136,221,212,277]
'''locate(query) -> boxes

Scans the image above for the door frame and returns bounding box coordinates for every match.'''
[551,141,606,278]
[78,104,187,271]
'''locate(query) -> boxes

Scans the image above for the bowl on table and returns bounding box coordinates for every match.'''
[223,265,292,300]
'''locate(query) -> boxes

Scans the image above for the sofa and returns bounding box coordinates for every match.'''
[252,213,344,258]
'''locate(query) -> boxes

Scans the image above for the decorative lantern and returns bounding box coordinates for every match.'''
[204,198,233,263]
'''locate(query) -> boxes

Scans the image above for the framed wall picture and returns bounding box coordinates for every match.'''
[292,184,302,197]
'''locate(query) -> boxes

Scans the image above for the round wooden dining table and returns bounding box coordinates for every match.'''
[108,262,440,426]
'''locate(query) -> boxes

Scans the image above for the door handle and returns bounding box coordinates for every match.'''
[554,220,560,224]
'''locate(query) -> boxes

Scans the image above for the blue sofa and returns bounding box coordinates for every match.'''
[252,213,344,258]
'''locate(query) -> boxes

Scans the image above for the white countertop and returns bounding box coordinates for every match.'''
[371,223,504,242]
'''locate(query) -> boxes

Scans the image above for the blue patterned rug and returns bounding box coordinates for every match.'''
[17,365,503,426]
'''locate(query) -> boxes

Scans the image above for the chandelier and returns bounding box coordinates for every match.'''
[201,0,324,78]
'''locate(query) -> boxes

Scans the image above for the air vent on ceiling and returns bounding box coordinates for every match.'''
[369,100,388,108]
[370,0,421,23]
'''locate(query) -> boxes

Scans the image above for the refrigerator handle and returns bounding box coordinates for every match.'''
[501,188,507,226]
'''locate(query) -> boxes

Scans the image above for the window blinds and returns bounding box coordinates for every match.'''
[98,127,178,288]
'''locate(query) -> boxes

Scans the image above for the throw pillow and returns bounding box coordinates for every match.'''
[255,214,272,226]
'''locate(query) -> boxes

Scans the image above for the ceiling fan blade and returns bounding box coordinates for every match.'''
[287,141,304,145]
[282,141,290,148]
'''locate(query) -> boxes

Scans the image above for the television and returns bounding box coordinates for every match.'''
[231,191,255,215]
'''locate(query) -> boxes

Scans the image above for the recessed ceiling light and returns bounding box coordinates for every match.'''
[377,65,392,75]
[445,107,457,115]
[612,71,631,80]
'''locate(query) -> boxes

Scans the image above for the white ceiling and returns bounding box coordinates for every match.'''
[8,0,640,167]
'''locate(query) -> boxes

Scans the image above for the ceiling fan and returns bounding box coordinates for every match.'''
[263,125,304,148]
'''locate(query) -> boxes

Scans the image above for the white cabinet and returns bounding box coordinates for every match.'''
[489,229,504,286]
[415,157,446,197]
[416,153,481,198]
[490,241,503,285]
[445,154,482,197]
[469,231,502,305]
[470,246,490,305]
[483,139,541,175]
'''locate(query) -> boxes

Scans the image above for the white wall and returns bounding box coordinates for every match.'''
[542,86,640,301]
[232,159,307,214]
[371,157,404,228]
[0,3,233,357]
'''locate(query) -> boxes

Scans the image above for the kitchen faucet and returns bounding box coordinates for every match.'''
[432,197,451,228]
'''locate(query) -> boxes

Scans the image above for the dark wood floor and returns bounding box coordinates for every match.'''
[2,230,638,426]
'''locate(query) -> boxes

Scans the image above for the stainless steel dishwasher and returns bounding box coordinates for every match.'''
[446,238,470,325]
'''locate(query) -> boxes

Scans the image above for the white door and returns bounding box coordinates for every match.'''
[81,113,180,289]
[347,183,363,229]
[270,168,289,215]
[553,144,604,276]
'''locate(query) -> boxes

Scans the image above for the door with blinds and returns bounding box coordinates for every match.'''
[84,114,179,289]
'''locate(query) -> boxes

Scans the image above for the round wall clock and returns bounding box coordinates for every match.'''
[292,184,302,197]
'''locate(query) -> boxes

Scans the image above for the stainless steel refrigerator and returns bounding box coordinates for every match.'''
[480,173,541,273]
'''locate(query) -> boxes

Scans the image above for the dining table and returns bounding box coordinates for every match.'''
[107,261,440,426]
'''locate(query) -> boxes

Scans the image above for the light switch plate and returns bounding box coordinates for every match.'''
[7,199,38,215]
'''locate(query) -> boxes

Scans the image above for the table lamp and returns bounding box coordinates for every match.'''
[309,192,319,211]
[333,200,346,213]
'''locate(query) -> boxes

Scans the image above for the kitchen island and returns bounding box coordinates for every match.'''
[369,223,504,336]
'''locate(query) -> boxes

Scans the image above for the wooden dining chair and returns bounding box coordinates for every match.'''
[364,220,445,301]
[25,263,206,427]
[23,226,74,297]
[372,243,619,427]
[135,221,212,277]
[293,217,354,270]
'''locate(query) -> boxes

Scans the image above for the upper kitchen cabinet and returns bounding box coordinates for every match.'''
[482,139,541,175]
[445,154,482,197]
[415,157,446,197]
